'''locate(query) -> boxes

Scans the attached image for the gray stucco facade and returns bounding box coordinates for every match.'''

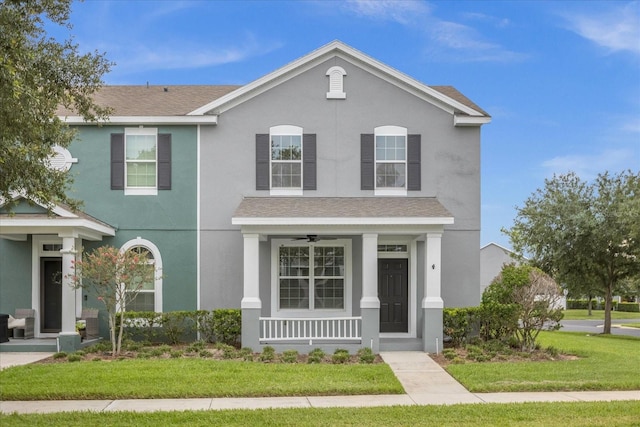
[197,42,489,352]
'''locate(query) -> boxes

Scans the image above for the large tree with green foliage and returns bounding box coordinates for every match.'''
[0,0,111,211]
[505,170,640,334]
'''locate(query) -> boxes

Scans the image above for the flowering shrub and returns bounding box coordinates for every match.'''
[69,246,157,356]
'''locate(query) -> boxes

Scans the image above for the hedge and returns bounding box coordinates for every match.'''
[618,302,640,313]
[566,299,619,310]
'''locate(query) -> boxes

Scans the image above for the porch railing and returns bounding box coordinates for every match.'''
[259,317,362,344]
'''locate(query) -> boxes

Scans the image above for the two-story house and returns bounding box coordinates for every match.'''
[0,41,489,353]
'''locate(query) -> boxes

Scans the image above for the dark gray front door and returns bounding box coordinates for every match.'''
[41,258,62,333]
[378,258,408,333]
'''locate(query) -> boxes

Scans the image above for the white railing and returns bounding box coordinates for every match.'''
[259,317,362,343]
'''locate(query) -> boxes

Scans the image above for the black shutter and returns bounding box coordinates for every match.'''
[110,133,125,190]
[303,134,316,190]
[407,134,421,191]
[361,134,374,190]
[158,133,171,190]
[256,134,270,190]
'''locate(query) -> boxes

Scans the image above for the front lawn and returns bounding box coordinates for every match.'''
[0,359,402,401]
[562,309,640,320]
[2,401,639,426]
[446,332,640,392]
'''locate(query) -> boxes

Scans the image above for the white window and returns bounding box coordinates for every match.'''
[375,125,407,196]
[272,239,352,316]
[125,128,158,195]
[120,238,163,312]
[270,125,303,194]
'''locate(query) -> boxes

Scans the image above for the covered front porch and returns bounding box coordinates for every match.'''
[0,198,116,352]
[232,197,453,353]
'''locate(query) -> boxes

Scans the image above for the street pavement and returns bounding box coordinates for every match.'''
[560,319,640,337]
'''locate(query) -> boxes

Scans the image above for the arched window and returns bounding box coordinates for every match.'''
[120,238,163,312]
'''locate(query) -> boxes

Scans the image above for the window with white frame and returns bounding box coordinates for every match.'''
[120,238,162,312]
[270,125,302,189]
[275,240,350,314]
[375,125,407,189]
[125,128,158,190]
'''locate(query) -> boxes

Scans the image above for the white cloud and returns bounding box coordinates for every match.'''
[343,0,430,25]
[109,35,283,75]
[541,148,636,181]
[341,0,527,63]
[561,2,640,56]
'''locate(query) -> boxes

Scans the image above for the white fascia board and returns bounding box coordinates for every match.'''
[454,115,492,127]
[232,216,455,226]
[189,40,486,118]
[60,115,218,125]
[0,219,116,238]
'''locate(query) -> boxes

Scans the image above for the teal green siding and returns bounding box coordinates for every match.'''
[71,125,199,313]
[0,237,33,314]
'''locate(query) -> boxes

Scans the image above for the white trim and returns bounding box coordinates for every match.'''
[454,115,492,127]
[188,41,486,119]
[271,239,352,318]
[48,146,78,172]
[233,216,454,226]
[0,218,116,239]
[374,126,408,194]
[124,188,158,196]
[60,115,218,125]
[269,125,303,191]
[269,189,304,196]
[120,237,163,312]
[196,124,201,311]
[124,127,158,194]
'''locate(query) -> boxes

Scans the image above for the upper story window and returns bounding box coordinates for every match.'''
[271,125,303,191]
[120,237,163,312]
[126,128,157,193]
[256,126,316,194]
[111,129,172,195]
[361,126,420,195]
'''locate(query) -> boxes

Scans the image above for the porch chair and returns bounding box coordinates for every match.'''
[13,309,35,339]
[80,309,99,339]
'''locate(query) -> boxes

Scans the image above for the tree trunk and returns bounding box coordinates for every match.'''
[587,294,593,316]
[603,283,613,334]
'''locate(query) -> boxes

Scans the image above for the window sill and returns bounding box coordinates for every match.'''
[270,188,303,196]
[125,188,158,196]
[374,188,407,197]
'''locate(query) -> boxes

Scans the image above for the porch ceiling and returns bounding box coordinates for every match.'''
[232,197,454,232]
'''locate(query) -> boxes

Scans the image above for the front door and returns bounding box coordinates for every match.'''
[40,258,62,333]
[378,258,408,333]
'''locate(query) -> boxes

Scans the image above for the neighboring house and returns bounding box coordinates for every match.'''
[480,243,520,296]
[0,41,490,353]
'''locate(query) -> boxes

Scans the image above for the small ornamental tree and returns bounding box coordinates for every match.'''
[69,246,156,356]
[483,264,564,352]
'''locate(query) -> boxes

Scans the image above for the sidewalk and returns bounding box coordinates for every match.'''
[1,351,638,414]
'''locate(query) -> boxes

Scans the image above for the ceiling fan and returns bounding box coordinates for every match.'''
[291,234,337,243]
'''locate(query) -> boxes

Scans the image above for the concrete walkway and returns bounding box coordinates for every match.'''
[1,351,638,414]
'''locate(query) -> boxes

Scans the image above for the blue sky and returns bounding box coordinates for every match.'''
[52,1,639,248]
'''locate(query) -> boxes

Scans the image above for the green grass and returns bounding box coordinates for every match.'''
[562,309,640,320]
[0,359,402,401]
[446,332,640,392]
[1,401,639,426]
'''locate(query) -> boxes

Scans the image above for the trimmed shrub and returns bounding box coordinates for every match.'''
[443,307,480,347]
[282,349,299,363]
[308,348,325,364]
[259,346,276,362]
[212,309,242,346]
[332,348,350,364]
[357,347,375,364]
[618,302,640,313]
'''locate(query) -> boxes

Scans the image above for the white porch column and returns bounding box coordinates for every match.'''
[241,233,262,309]
[422,232,444,353]
[361,233,380,352]
[241,233,261,350]
[58,236,81,352]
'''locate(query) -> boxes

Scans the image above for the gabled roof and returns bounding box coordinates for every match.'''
[189,40,490,126]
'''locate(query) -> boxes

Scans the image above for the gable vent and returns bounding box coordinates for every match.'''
[47,146,78,171]
[326,66,347,99]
